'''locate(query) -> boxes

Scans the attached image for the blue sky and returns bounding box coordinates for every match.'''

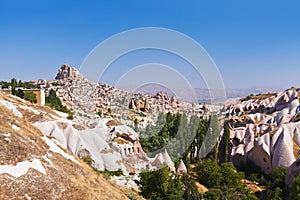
[0,0,300,89]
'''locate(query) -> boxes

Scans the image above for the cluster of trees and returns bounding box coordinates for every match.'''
[1,78,39,89]
[139,112,183,154]
[140,165,201,200]
[46,89,73,120]
[139,160,256,200]
[139,158,300,199]
[236,159,293,199]
[9,78,38,103]
[196,159,254,199]
[138,112,300,199]
[139,112,221,163]
[12,88,37,103]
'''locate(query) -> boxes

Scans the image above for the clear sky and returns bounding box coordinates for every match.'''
[0,0,300,89]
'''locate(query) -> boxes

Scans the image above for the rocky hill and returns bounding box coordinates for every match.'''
[0,69,182,197]
[0,92,130,200]
[37,64,222,127]
[225,88,300,185]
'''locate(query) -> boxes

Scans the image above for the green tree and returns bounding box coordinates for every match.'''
[181,174,202,200]
[0,81,10,88]
[157,112,165,126]
[219,162,244,190]
[24,91,37,103]
[205,115,219,161]
[46,89,73,119]
[218,122,231,163]
[196,159,222,188]
[134,118,139,132]
[11,78,17,95]
[46,89,68,112]
[196,159,255,199]
[16,89,24,99]
[190,118,209,163]
[203,189,222,200]
[291,175,300,200]
[140,166,183,200]
[266,187,282,200]
[46,89,62,109]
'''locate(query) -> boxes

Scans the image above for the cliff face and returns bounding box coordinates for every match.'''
[0,92,129,200]
[225,88,300,175]
[55,64,82,81]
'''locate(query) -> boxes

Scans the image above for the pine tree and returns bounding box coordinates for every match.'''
[11,78,17,95]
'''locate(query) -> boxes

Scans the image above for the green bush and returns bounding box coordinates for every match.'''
[16,89,24,99]
[196,160,255,199]
[81,156,93,166]
[99,169,123,177]
[291,175,300,200]
[203,189,222,200]
[24,91,37,103]
[140,166,183,200]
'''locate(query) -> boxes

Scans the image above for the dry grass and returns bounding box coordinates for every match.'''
[195,181,208,194]
[293,139,300,159]
[72,124,86,131]
[0,106,46,165]
[112,137,131,144]
[100,148,115,153]
[240,93,277,102]
[242,179,266,194]
[106,119,123,127]
[0,93,130,200]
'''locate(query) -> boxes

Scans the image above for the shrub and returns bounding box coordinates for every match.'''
[24,91,37,103]
[196,160,255,199]
[140,165,183,200]
[16,89,24,99]
[81,156,93,166]
[99,169,123,177]
[291,175,300,200]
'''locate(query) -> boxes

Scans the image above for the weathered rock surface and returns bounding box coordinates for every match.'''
[226,88,300,175]
[286,158,300,186]
[38,64,224,127]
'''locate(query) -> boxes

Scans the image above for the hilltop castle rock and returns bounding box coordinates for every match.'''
[38,64,223,127]
[55,64,82,80]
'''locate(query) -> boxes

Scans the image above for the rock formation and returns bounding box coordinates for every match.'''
[226,88,300,174]
[176,159,187,175]
[37,65,223,127]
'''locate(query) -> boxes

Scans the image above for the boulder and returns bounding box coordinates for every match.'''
[176,159,187,175]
